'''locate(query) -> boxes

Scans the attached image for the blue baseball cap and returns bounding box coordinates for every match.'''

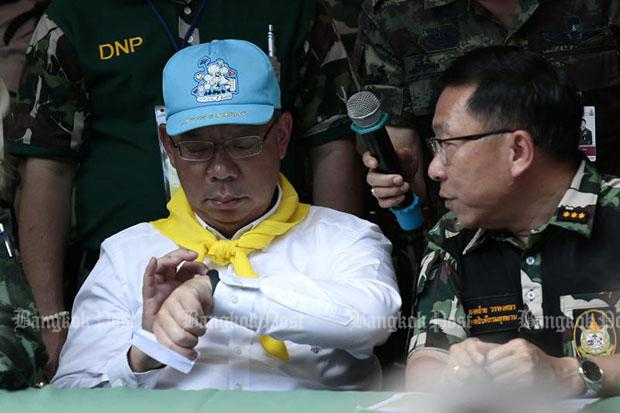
[163,39,281,136]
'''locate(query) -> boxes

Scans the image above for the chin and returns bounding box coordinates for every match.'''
[453,213,479,229]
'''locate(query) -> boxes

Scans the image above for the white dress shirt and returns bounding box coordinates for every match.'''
[52,201,401,390]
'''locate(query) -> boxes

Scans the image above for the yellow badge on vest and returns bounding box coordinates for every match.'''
[574,309,616,358]
[99,37,144,60]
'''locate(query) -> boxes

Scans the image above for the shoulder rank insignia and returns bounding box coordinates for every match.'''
[574,309,616,358]
[557,206,588,223]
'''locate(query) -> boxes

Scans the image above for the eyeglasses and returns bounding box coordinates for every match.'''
[170,119,277,162]
[426,129,515,165]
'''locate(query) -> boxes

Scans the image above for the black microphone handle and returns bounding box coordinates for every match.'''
[363,127,413,207]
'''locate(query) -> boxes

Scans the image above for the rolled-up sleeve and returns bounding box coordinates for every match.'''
[7,14,88,161]
[354,3,413,127]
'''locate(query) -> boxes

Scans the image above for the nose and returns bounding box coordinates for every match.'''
[206,146,239,182]
[427,154,446,182]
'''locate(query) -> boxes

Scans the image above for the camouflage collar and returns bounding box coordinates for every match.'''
[509,0,540,36]
[463,228,488,255]
[424,0,459,9]
[463,161,598,254]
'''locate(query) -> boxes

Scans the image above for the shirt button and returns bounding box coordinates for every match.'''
[233,346,242,356]
[231,295,239,304]
[526,256,536,265]
[234,383,242,390]
[184,6,191,15]
[526,290,536,301]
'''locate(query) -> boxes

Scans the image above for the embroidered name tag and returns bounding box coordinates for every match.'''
[464,294,520,335]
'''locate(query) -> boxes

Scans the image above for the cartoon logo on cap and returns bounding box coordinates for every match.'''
[192,57,238,103]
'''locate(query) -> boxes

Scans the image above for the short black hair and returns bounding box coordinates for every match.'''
[439,46,583,164]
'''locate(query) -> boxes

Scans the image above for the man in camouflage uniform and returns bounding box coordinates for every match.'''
[0,75,47,390]
[358,0,620,220]
[7,0,362,380]
[0,209,47,389]
[406,46,620,396]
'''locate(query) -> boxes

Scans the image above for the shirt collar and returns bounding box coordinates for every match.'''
[195,184,283,240]
[463,160,599,254]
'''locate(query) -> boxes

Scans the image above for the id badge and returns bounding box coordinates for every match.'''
[579,106,596,162]
[155,105,181,200]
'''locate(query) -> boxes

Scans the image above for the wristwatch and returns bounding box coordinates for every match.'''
[206,269,220,292]
[578,359,604,397]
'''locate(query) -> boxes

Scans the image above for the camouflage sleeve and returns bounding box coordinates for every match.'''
[354,0,414,127]
[321,0,362,59]
[408,216,469,358]
[294,0,357,147]
[0,209,47,389]
[6,13,88,161]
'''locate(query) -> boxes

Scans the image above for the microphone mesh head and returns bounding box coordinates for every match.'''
[346,91,383,128]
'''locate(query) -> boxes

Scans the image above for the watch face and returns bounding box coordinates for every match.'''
[581,360,603,382]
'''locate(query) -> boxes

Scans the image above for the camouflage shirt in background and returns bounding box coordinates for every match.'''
[355,0,620,177]
[295,0,357,144]
[323,0,364,58]
[409,161,620,360]
[0,210,47,389]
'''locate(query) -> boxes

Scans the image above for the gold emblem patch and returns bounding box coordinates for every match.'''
[574,309,616,358]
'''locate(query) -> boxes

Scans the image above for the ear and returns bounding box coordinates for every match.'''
[159,124,178,169]
[271,111,292,160]
[508,130,535,178]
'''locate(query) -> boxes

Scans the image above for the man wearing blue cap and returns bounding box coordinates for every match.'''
[52,39,400,390]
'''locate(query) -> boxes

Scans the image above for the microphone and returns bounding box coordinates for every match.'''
[347,91,423,231]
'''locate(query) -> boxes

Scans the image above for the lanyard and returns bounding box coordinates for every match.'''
[146,0,209,51]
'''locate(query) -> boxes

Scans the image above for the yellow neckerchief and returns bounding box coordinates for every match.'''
[151,174,310,361]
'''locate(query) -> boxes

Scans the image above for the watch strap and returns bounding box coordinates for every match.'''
[207,269,220,292]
